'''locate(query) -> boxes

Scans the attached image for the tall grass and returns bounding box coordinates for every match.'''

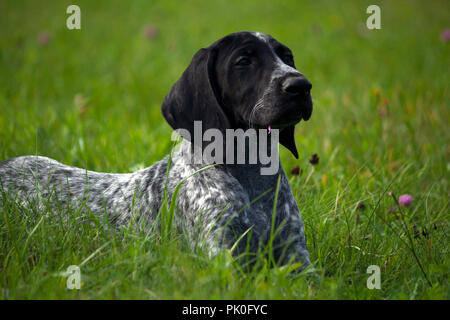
[0,0,448,299]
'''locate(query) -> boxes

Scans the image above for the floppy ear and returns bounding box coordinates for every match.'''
[280,126,298,159]
[161,47,230,145]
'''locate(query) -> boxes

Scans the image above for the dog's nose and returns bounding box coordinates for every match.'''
[282,77,312,96]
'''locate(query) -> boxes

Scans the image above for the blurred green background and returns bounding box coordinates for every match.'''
[0,0,448,299]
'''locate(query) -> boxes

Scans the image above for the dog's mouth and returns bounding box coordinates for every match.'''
[249,112,309,130]
[292,96,313,121]
[301,103,313,121]
[268,118,301,130]
[248,97,312,130]
[269,101,312,129]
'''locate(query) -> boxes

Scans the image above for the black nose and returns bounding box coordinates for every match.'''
[282,77,312,96]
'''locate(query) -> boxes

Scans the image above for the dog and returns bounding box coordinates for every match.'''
[0,31,313,269]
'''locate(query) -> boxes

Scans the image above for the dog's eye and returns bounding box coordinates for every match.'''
[236,57,251,66]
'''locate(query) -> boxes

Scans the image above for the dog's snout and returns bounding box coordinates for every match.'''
[282,77,312,96]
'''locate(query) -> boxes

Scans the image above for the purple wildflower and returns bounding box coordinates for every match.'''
[142,25,159,40]
[37,32,51,46]
[398,194,413,207]
[440,29,450,42]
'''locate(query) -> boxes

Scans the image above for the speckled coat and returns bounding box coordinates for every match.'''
[0,139,310,268]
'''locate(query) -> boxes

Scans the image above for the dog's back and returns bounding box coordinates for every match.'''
[0,155,168,225]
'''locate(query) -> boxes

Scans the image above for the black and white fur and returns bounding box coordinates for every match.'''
[0,31,313,268]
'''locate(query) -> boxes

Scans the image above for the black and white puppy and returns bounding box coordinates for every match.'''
[0,31,313,269]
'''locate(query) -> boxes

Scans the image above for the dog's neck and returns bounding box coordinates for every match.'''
[225,161,283,199]
[176,138,283,197]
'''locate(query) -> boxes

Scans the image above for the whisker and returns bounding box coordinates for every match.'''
[248,97,265,128]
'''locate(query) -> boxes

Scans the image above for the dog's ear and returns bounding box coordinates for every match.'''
[280,126,298,158]
[161,47,230,143]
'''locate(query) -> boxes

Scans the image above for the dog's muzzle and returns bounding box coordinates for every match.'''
[281,75,313,121]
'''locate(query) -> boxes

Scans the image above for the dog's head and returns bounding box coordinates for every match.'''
[161,31,313,158]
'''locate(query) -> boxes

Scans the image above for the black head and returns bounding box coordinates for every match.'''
[161,31,313,158]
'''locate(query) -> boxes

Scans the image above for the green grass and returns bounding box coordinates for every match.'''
[0,0,449,299]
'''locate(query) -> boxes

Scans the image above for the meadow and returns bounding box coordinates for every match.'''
[0,0,448,299]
